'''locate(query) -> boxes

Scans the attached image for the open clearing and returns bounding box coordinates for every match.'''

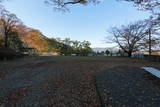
[0,56,160,107]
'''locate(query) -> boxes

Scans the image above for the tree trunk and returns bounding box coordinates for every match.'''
[4,33,8,48]
[128,51,132,58]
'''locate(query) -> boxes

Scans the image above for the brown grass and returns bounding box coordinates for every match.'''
[0,56,160,106]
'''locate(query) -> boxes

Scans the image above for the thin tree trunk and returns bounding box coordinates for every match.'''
[4,33,8,48]
[128,51,132,58]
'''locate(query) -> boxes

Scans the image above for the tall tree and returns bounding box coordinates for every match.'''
[108,20,149,57]
[80,40,92,56]
[0,7,21,47]
[105,49,110,56]
[72,40,80,48]
[63,38,72,46]
[71,40,80,54]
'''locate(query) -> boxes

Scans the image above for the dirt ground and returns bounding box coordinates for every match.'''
[0,56,160,107]
[96,66,160,107]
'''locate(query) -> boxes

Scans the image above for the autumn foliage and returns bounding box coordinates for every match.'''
[21,29,49,51]
[0,8,93,55]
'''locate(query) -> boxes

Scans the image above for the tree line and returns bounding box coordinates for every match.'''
[0,7,93,56]
[49,38,93,56]
[1,0,160,57]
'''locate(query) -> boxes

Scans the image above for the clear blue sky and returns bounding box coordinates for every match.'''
[3,0,151,48]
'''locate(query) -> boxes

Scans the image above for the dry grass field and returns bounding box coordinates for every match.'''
[0,56,160,107]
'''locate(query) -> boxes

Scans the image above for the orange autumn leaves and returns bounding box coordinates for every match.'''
[15,25,49,51]
[22,29,49,51]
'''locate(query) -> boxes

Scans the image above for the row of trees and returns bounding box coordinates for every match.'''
[36,0,160,57]
[0,7,92,56]
[1,0,160,57]
[40,0,160,57]
[49,38,93,56]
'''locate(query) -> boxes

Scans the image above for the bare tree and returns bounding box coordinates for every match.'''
[0,0,158,11]
[45,0,100,11]
[108,20,149,57]
[0,7,21,47]
[45,0,160,13]
[123,0,160,15]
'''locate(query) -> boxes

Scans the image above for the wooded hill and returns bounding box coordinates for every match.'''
[0,24,93,56]
[0,7,92,56]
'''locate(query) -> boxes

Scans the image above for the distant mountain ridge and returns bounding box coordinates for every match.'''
[92,47,119,52]
[92,47,107,52]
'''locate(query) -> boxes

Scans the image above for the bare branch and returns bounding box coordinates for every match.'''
[45,0,100,11]
[107,20,149,57]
